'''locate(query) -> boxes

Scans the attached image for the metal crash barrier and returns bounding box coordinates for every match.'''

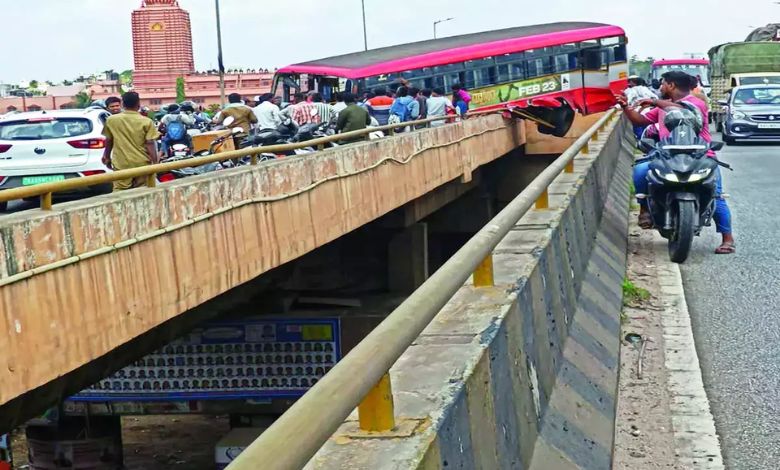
[225,108,620,470]
[0,110,502,211]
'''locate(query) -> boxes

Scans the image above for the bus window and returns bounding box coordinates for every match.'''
[553,54,570,73]
[466,68,497,88]
[527,57,552,78]
[498,63,526,82]
[612,44,627,63]
[581,48,602,70]
[426,75,445,90]
[444,72,465,89]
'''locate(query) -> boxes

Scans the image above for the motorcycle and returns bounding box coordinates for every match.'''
[636,104,731,263]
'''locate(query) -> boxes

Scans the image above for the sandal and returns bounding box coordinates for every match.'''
[638,212,653,230]
[715,242,736,254]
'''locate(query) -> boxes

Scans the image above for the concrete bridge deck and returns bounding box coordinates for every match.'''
[0,115,527,429]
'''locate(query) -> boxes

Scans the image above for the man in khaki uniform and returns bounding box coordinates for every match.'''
[102,92,160,191]
[214,93,257,148]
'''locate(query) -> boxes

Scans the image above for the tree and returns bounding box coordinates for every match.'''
[176,76,186,103]
[29,80,39,89]
[74,91,93,109]
[62,80,73,86]
[629,55,655,80]
[119,70,133,86]
[207,103,221,115]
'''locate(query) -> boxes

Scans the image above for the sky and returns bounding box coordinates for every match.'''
[1,0,778,84]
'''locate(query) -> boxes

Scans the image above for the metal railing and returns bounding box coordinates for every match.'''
[225,108,620,470]
[0,110,503,211]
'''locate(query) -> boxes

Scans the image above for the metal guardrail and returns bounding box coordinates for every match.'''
[225,108,620,470]
[0,110,502,211]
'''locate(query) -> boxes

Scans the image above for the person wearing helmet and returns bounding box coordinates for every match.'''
[617,70,736,255]
[160,103,196,156]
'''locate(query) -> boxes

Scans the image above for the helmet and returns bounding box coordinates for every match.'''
[180,103,195,113]
[663,104,703,145]
[168,103,180,113]
[90,99,107,110]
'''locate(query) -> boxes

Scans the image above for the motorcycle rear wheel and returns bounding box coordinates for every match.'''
[668,200,696,264]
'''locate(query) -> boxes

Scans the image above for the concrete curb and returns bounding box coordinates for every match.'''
[653,239,725,469]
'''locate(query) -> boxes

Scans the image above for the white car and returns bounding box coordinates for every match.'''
[0,108,114,211]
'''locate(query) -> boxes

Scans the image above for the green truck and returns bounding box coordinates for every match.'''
[708,41,780,130]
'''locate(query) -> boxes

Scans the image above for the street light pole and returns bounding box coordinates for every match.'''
[433,17,454,40]
[361,0,368,51]
[215,0,226,106]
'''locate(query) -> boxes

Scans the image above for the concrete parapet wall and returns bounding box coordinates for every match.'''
[0,116,520,427]
[307,117,633,469]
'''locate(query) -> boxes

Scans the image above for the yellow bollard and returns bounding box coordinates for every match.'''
[536,188,549,210]
[473,255,494,287]
[251,154,258,165]
[146,174,157,188]
[40,192,52,211]
[565,159,575,174]
[358,373,395,432]
[581,141,590,155]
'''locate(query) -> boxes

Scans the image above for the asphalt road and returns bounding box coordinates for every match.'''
[678,135,780,469]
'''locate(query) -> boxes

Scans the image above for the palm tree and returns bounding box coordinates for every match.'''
[74,91,93,109]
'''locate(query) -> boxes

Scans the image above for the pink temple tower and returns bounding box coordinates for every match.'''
[131,0,195,91]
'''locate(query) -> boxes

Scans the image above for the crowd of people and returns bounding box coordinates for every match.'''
[96,83,473,193]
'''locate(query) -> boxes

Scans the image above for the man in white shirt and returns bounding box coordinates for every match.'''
[624,76,658,105]
[426,87,454,127]
[332,92,348,120]
[253,93,283,130]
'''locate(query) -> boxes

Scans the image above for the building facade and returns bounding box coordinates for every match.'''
[1,0,272,113]
[125,0,272,109]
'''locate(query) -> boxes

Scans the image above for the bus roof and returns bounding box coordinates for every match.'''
[652,58,709,66]
[277,22,625,79]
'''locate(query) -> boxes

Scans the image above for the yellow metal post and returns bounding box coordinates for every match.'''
[358,373,395,432]
[565,160,575,173]
[40,192,52,211]
[318,143,325,151]
[251,154,258,165]
[146,174,157,188]
[581,141,590,155]
[535,188,549,209]
[473,255,494,287]
[591,131,600,143]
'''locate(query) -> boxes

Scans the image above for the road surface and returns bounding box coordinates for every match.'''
[679,136,780,470]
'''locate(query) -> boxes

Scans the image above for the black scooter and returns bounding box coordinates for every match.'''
[637,106,731,263]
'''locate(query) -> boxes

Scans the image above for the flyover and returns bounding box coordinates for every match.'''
[0,114,529,430]
[0,110,633,470]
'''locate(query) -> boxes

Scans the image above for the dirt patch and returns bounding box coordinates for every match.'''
[613,218,683,469]
[10,415,229,469]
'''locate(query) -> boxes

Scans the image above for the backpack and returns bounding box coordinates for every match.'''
[167,118,186,141]
[390,97,414,121]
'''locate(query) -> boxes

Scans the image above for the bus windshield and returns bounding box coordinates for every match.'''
[652,64,710,85]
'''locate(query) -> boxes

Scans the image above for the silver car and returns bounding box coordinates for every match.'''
[0,108,114,211]
[720,84,780,145]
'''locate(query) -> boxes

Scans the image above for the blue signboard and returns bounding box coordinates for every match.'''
[71,318,340,402]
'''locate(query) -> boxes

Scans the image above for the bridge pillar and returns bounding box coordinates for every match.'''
[387,223,429,294]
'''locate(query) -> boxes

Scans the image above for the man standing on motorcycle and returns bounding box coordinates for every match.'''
[617,71,736,255]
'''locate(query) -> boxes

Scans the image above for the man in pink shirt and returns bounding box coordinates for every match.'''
[618,71,736,255]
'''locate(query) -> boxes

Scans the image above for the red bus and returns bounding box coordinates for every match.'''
[273,22,627,121]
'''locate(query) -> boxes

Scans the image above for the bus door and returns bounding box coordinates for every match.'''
[579,42,610,114]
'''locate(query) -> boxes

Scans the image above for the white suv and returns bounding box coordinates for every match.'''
[0,108,114,211]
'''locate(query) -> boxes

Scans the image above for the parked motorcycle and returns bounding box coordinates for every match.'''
[636,104,731,263]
